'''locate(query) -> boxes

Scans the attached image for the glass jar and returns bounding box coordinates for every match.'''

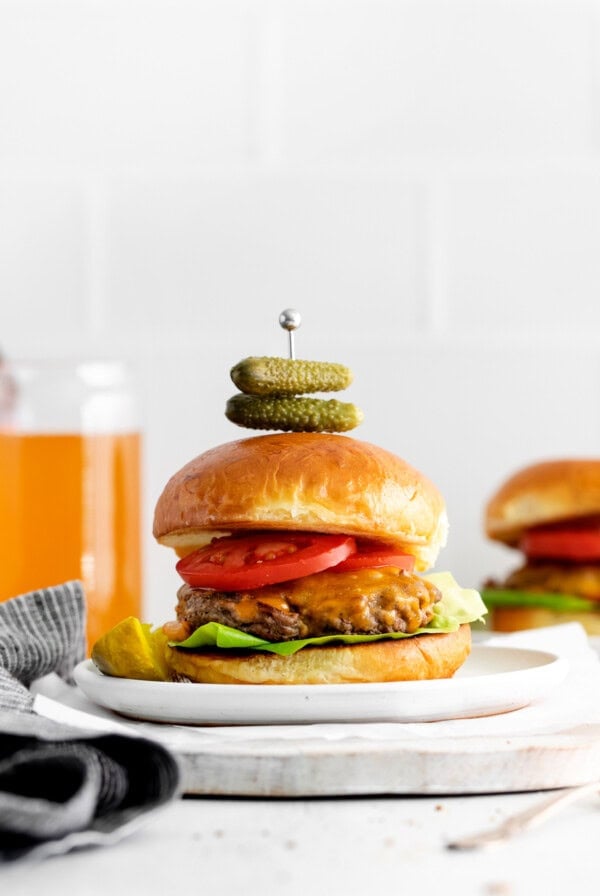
[0,359,142,651]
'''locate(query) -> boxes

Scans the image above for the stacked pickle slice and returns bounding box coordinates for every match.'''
[226,356,364,433]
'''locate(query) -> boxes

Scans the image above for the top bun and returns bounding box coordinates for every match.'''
[485,459,600,546]
[153,433,447,572]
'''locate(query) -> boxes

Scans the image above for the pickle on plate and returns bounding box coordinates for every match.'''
[225,394,364,433]
[230,356,353,397]
[91,616,170,681]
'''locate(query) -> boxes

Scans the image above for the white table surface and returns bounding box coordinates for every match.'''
[2,789,599,895]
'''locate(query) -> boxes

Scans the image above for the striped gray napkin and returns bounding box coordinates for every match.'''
[0,582,180,862]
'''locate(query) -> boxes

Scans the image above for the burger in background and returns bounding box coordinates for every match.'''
[482,459,600,634]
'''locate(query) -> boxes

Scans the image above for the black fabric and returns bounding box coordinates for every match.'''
[0,583,180,862]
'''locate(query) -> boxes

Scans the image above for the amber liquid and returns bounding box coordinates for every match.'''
[0,431,142,651]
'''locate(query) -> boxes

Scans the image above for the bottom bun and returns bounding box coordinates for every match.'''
[164,625,472,685]
[490,605,600,636]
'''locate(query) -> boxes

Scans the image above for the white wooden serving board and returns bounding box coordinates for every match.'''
[32,677,600,797]
[145,722,600,797]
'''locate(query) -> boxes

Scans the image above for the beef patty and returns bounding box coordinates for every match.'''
[174,567,441,642]
[495,561,600,599]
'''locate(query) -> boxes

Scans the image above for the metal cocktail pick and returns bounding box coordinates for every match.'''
[279,309,302,360]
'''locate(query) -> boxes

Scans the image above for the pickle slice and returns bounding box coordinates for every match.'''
[91,617,170,681]
[225,394,364,433]
[231,356,353,396]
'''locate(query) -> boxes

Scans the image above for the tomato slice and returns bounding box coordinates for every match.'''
[176,533,357,591]
[332,543,415,573]
[520,520,600,562]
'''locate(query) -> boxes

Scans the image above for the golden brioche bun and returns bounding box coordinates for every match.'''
[163,625,471,685]
[489,605,600,636]
[153,433,448,571]
[485,459,600,546]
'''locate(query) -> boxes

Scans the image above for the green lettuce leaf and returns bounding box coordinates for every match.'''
[481,587,600,613]
[171,572,487,656]
[424,572,488,627]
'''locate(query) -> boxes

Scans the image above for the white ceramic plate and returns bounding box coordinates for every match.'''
[73,645,568,726]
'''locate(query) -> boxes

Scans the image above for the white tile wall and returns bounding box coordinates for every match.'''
[0,1,255,171]
[1,0,600,622]
[104,174,427,339]
[280,1,596,161]
[0,178,86,335]
[446,169,600,335]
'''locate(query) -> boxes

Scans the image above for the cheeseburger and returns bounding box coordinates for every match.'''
[483,459,600,633]
[145,432,485,684]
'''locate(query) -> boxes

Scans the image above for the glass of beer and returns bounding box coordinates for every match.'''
[0,359,142,651]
